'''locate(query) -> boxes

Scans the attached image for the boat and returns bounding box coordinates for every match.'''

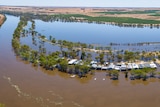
[70,75,76,78]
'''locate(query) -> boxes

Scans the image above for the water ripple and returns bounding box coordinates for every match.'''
[3,76,85,107]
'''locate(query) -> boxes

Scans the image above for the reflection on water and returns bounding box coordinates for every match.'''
[35,20,160,45]
[19,19,160,55]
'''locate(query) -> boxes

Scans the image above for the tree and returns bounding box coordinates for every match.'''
[61,51,68,58]
[30,50,38,61]
[51,38,56,43]
[135,51,140,60]
[110,70,119,80]
[20,45,30,52]
[39,54,47,67]
[59,59,68,72]
[45,55,57,70]
[20,45,30,61]
[20,51,30,61]
[124,71,128,78]
[148,68,156,77]
[99,53,105,64]
[117,54,123,62]
[86,53,92,62]
[31,20,35,30]
[79,62,90,77]
[49,35,52,41]
[124,50,135,62]
[158,55,160,60]
[81,51,86,60]
[130,69,148,80]
[69,50,76,59]
[12,39,20,55]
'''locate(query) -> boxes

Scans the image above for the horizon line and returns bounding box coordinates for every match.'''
[1,5,160,8]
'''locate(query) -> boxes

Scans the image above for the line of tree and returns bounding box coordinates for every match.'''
[12,16,91,78]
[20,21,160,64]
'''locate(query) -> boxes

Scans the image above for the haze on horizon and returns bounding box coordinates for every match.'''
[1,0,160,7]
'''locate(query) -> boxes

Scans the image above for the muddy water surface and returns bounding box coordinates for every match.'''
[1,15,160,107]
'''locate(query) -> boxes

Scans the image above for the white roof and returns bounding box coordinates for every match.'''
[68,59,77,64]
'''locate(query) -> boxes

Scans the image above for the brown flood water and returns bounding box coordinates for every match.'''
[1,16,160,107]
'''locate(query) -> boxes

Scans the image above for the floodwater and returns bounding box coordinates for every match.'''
[20,18,160,53]
[35,20,160,44]
[1,15,160,107]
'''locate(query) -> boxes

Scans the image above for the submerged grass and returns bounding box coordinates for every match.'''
[0,103,5,107]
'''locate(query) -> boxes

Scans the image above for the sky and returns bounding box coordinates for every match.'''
[1,0,160,7]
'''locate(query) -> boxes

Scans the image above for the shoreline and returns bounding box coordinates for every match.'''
[0,14,6,26]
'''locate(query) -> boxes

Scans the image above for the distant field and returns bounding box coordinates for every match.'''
[1,6,160,24]
[94,9,160,21]
[53,14,160,24]
[97,10,160,15]
[151,14,160,16]
[89,16,160,24]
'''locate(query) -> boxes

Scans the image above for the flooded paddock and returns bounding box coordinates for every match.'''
[1,15,160,107]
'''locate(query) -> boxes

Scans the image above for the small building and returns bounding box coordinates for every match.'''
[68,59,77,65]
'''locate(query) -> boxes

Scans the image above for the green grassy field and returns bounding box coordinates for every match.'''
[53,14,160,24]
[97,10,160,15]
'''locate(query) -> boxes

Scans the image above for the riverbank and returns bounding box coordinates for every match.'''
[0,14,6,26]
